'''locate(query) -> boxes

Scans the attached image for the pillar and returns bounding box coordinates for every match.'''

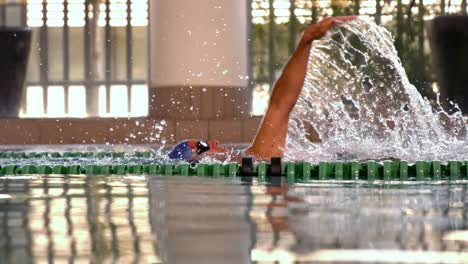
[149,0,250,120]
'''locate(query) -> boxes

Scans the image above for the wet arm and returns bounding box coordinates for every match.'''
[245,16,357,159]
[245,40,313,158]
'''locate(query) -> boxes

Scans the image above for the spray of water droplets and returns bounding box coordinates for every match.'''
[285,19,467,163]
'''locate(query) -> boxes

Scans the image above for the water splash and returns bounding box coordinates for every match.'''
[286,19,467,163]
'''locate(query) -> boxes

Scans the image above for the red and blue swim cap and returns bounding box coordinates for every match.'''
[168,140,211,162]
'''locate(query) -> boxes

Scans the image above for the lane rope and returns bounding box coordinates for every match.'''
[0,154,467,182]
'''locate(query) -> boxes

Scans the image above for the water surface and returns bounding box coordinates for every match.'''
[1,175,468,263]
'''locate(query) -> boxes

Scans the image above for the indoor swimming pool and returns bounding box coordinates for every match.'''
[1,14,468,264]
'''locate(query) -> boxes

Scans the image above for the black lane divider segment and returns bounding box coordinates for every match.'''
[1,156,468,183]
[270,157,282,176]
[241,157,254,183]
[241,157,254,176]
[270,157,283,185]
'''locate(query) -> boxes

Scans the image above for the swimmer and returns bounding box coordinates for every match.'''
[168,139,228,162]
[168,16,357,163]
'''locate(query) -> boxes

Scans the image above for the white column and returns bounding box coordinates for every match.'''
[149,0,249,88]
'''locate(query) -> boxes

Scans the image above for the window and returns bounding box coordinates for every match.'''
[1,0,149,118]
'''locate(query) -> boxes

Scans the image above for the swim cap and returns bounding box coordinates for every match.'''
[168,140,211,162]
[168,141,192,161]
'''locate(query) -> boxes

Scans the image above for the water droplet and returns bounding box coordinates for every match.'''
[287,19,467,163]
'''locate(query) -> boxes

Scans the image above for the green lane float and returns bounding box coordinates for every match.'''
[0,161,465,182]
[0,153,467,182]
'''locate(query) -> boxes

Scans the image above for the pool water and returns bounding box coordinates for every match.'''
[1,174,468,263]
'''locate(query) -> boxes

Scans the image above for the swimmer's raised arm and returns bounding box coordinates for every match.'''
[167,16,357,163]
[245,16,357,159]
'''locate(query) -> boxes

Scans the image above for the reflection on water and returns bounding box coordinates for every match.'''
[1,175,468,263]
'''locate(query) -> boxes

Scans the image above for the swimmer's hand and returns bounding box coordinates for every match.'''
[300,16,357,45]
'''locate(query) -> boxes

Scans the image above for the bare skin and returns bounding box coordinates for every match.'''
[184,17,357,162]
[244,16,357,159]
